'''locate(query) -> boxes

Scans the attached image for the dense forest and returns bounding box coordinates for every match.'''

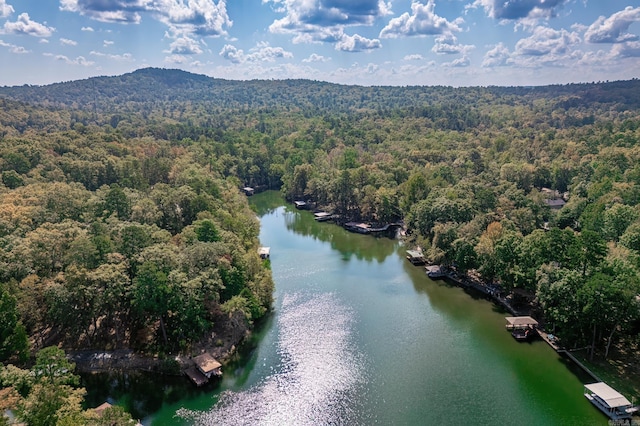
[1,68,640,421]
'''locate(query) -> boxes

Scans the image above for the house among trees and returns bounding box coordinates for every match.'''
[242,187,255,196]
[294,200,307,209]
[541,187,567,209]
[93,402,113,416]
[544,198,566,209]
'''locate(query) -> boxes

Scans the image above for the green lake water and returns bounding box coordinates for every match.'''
[102,191,606,425]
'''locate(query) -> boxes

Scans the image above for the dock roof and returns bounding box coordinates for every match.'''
[406,250,424,258]
[585,382,632,408]
[505,316,539,327]
[193,353,221,374]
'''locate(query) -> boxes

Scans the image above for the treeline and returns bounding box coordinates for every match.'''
[0,122,273,362]
[1,69,639,366]
[0,346,136,426]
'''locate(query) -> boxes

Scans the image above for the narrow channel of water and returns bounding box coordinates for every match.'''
[95,191,606,425]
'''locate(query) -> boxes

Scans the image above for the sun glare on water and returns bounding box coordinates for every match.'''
[179,292,368,425]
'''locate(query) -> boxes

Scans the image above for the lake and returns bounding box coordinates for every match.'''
[96,191,606,425]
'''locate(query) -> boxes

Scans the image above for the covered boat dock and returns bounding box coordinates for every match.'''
[406,250,426,265]
[185,353,222,386]
[258,246,271,259]
[505,316,538,340]
[584,382,637,420]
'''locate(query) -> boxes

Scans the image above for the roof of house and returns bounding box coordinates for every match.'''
[585,382,632,408]
[544,198,566,207]
[193,353,222,373]
[94,402,113,415]
[258,247,270,256]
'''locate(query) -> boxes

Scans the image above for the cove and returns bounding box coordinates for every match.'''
[112,191,606,425]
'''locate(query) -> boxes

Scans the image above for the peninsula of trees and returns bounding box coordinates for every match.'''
[1,68,640,410]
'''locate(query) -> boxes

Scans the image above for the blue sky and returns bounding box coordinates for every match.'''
[1,0,639,87]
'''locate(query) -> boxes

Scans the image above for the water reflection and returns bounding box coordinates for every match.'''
[281,207,397,263]
[179,292,368,425]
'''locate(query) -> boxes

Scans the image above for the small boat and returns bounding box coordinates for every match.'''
[344,222,371,234]
[314,211,333,222]
[425,265,445,278]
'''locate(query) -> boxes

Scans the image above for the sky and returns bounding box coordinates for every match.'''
[0,0,639,87]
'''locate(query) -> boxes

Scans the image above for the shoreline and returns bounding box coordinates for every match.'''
[426,263,640,405]
[68,309,254,379]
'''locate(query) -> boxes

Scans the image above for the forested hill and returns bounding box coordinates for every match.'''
[2,67,640,115]
[1,68,640,402]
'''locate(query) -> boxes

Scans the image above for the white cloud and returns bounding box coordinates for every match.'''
[404,53,425,60]
[60,37,77,46]
[267,0,391,49]
[219,42,293,63]
[220,44,243,63]
[81,26,94,32]
[267,0,392,29]
[470,0,568,21]
[59,0,144,24]
[44,52,94,66]
[302,53,330,63]
[584,6,640,44]
[0,0,13,18]
[154,0,231,37]
[89,50,134,61]
[61,0,232,36]
[482,42,510,67]
[0,39,29,54]
[611,41,640,58]
[3,13,55,37]
[380,1,461,39]
[335,33,381,52]
[432,35,474,55]
[246,42,293,62]
[104,40,114,47]
[514,26,580,57]
[483,26,582,69]
[164,53,187,64]
[165,35,203,54]
[444,55,470,67]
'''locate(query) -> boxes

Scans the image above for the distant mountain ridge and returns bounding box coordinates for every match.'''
[1,67,640,114]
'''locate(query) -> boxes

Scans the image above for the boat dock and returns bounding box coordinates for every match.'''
[406,250,426,265]
[584,382,638,421]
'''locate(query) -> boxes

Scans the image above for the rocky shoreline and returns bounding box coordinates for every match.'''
[68,310,252,378]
